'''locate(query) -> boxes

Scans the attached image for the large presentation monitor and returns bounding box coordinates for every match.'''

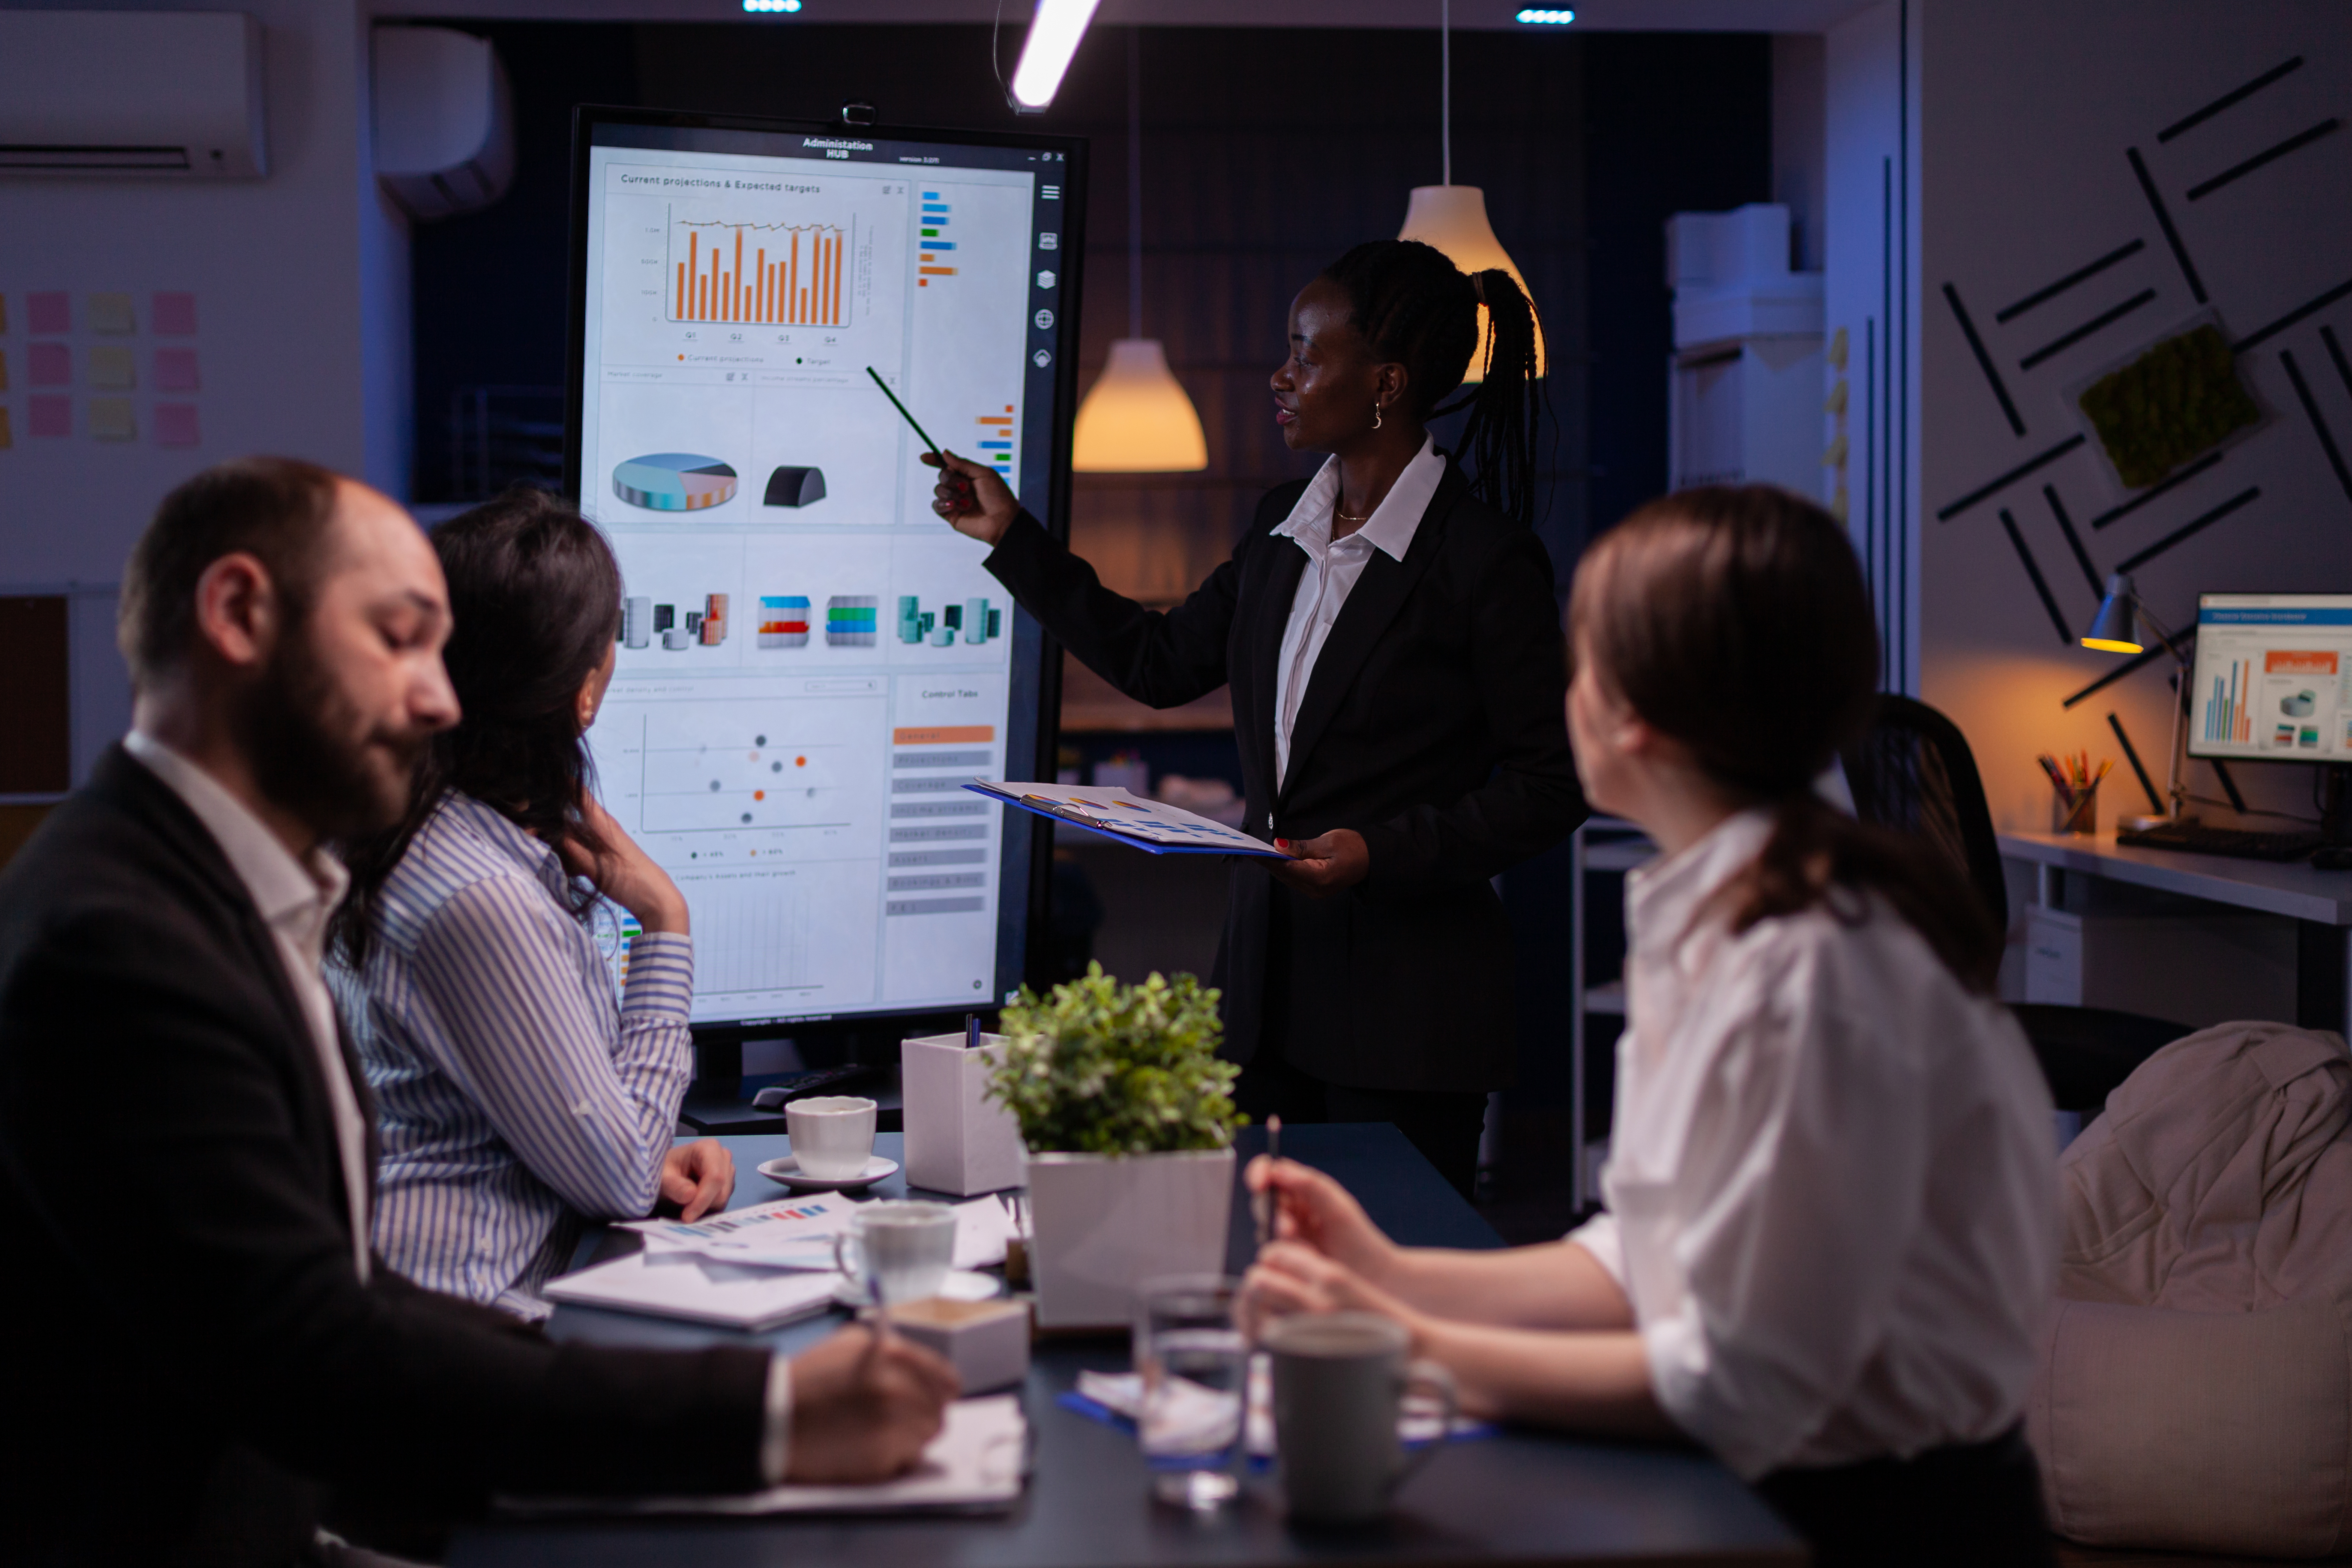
[564,106,1087,1037]
[2189,593,2352,761]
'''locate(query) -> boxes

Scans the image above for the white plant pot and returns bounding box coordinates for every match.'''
[1023,1146,1236,1330]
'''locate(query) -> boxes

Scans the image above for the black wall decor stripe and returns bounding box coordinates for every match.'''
[1936,434,2087,521]
[1996,239,2145,324]
[2186,118,2341,202]
[2044,483,2103,593]
[2019,288,2158,371]
[2233,277,2352,354]
[2127,147,2208,305]
[2157,56,2304,143]
[2106,711,2164,813]
[2326,325,2352,397]
[1944,282,2026,436]
[2281,350,2352,505]
[2063,634,2191,709]
[2115,486,2263,572]
[2000,508,2076,645]
[2089,449,2224,529]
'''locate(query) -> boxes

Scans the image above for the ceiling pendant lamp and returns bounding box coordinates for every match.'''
[1072,29,1207,472]
[1396,0,1544,381]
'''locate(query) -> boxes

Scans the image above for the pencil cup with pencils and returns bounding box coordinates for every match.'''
[2040,752,2109,836]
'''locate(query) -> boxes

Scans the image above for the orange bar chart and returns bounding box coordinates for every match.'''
[671,219,848,326]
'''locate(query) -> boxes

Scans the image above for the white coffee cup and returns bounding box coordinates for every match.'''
[1264,1312,1459,1523]
[785,1095,878,1180]
[833,1200,957,1305]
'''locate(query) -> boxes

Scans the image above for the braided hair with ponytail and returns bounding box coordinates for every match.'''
[1317,239,1547,527]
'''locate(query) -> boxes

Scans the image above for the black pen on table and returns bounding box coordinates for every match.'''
[866,365,974,512]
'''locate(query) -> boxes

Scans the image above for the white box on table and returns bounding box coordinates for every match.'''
[901,1031,1025,1196]
[890,1298,1030,1393]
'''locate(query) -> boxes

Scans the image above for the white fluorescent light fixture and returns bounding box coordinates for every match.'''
[743,0,802,10]
[1010,0,1103,110]
[1516,7,1575,21]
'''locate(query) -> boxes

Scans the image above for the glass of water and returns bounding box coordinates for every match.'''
[1134,1274,1248,1508]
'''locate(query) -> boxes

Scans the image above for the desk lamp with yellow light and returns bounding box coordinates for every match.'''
[2081,571,2193,833]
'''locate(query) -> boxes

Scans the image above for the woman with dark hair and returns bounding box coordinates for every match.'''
[1243,485,2058,1566]
[927,240,1586,1195]
[329,486,732,1319]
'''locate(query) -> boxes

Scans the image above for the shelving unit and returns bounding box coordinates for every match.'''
[1567,815,1656,1211]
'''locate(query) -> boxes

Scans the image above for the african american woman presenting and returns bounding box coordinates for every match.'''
[926,240,1586,1195]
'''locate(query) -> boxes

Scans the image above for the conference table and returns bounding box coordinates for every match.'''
[449,1123,1804,1567]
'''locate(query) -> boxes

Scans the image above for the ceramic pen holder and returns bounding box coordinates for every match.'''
[2053,783,2098,835]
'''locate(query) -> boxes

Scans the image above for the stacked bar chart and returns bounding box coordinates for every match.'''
[975,406,1013,473]
[826,595,879,646]
[2203,656,2255,744]
[671,217,851,326]
[917,191,956,286]
[758,595,811,648]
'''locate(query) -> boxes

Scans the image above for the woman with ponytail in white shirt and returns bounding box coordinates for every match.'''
[1245,484,2058,1567]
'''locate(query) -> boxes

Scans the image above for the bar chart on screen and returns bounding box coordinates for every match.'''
[672,216,853,326]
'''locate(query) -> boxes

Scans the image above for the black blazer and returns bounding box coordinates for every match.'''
[0,748,770,1565]
[987,459,1586,1092]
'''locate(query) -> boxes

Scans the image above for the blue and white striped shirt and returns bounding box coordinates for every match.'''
[328,792,695,1319]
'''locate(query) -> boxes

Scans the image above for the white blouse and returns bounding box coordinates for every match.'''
[1568,809,2056,1480]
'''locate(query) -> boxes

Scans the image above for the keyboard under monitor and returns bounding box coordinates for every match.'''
[2113,821,2329,862]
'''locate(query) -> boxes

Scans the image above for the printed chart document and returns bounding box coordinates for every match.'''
[504,1395,1026,1517]
[965,780,1289,857]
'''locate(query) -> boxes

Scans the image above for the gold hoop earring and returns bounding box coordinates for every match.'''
[1373,402,1384,431]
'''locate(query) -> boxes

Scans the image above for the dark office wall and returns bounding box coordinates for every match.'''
[1582,31,1775,540]
[408,21,1768,568]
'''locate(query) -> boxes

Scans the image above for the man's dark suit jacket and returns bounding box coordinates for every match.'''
[987,459,1587,1092]
[0,748,770,1565]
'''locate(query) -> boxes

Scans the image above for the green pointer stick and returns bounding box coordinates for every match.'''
[866,366,974,511]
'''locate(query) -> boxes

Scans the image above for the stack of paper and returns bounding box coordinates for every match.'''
[543,1195,1024,1330]
[504,1394,1027,1516]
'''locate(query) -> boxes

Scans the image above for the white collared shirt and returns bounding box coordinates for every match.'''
[1268,436,1447,789]
[124,730,373,1282]
[1567,809,2056,1479]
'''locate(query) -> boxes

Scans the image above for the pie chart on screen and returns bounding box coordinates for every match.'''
[613,453,739,511]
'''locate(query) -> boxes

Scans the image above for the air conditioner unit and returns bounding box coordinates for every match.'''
[372,26,515,221]
[0,11,266,178]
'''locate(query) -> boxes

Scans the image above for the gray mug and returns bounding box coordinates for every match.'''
[1264,1312,1459,1523]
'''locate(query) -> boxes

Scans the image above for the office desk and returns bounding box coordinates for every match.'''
[451,1125,1803,1568]
[2000,829,2352,1031]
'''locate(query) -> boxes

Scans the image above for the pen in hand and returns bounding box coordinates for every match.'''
[1252,1114,1282,1249]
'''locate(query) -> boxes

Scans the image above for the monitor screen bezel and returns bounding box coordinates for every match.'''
[561,103,1087,1055]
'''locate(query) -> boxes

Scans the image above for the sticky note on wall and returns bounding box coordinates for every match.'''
[89,397,136,441]
[88,293,135,334]
[89,345,136,389]
[0,347,9,392]
[154,348,199,391]
[155,403,200,448]
[0,408,12,450]
[0,294,8,334]
[28,343,69,387]
[27,292,69,334]
[153,292,197,336]
[29,396,69,438]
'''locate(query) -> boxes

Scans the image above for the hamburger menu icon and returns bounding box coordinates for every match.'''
[613,453,739,511]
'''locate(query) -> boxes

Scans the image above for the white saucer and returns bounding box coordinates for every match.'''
[757,1153,899,1192]
[830,1269,1002,1309]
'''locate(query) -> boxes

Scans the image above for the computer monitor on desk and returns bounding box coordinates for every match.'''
[2189,593,2352,842]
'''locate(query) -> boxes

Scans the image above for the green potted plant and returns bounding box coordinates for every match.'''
[988,963,1243,1328]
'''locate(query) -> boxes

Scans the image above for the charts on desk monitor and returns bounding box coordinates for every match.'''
[569,109,1084,1030]
[2190,595,2352,762]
